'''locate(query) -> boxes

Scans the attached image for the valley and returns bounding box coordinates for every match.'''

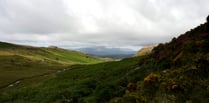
[0,14,209,103]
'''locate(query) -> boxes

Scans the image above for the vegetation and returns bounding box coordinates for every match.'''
[135,45,156,56]
[0,57,147,103]
[0,42,105,64]
[0,42,106,93]
[110,15,209,103]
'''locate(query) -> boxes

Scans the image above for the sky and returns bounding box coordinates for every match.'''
[0,0,209,51]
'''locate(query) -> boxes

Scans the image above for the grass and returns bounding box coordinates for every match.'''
[0,42,161,103]
[0,55,65,89]
[0,41,107,94]
[0,56,149,103]
[0,45,105,64]
[135,45,155,57]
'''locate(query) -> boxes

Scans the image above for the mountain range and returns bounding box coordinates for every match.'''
[78,46,136,59]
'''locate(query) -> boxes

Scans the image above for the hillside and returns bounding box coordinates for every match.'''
[0,41,105,91]
[0,56,146,103]
[134,45,156,57]
[0,16,209,103]
[0,41,105,64]
[112,15,209,102]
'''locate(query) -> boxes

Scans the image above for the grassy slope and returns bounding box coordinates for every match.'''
[0,41,105,91]
[0,41,104,64]
[134,45,156,57]
[0,54,160,103]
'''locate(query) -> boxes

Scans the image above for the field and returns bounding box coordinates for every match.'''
[0,56,151,103]
[0,41,106,93]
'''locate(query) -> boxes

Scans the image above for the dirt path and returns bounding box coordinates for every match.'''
[0,68,67,89]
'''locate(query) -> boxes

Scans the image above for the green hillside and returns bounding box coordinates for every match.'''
[0,41,104,64]
[0,16,209,103]
[0,56,148,103]
[0,42,105,92]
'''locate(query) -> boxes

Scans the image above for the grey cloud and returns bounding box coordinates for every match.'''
[0,0,80,34]
[0,0,209,50]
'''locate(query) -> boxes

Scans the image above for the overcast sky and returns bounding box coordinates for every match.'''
[0,0,209,50]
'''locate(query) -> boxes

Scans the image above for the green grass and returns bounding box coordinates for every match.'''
[0,55,65,89]
[0,41,107,95]
[0,56,149,103]
[0,42,105,64]
[1,43,209,103]
[0,42,164,103]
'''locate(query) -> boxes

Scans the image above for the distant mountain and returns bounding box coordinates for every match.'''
[135,44,157,56]
[78,46,136,59]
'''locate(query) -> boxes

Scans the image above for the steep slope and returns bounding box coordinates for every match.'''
[110,15,209,103]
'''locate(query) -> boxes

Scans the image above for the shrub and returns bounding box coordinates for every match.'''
[126,82,136,92]
[123,95,138,103]
[196,58,209,78]
[143,73,160,99]
[144,73,159,85]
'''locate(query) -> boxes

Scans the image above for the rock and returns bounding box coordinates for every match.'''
[48,45,58,49]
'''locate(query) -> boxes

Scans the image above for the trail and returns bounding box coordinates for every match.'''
[0,68,67,89]
[125,66,141,75]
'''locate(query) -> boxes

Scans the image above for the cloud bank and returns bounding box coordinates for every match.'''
[0,0,209,50]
